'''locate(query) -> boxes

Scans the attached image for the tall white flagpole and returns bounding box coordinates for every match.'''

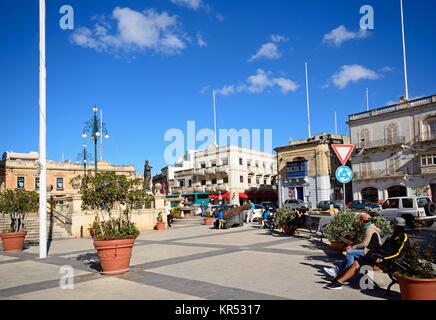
[400,0,409,100]
[39,0,47,259]
[334,111,338,135]
[366,88,369,111]
[305,62,312,138]
[100,109,103,161]
[213,90,217,146]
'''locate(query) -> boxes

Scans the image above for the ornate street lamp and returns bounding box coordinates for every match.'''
[82,106,109,175]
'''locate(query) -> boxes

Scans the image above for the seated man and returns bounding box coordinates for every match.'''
[325,217,409,290]
[217,209,225,229]
[324,213,381,278]
[262,208,271,228]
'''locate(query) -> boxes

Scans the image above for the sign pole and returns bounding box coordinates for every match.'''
[343,183,346,208]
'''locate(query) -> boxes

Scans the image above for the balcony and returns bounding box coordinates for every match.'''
[357,136,406,150]
[419,131,436,143]
[354,169,406,180]
[215,165,229,173]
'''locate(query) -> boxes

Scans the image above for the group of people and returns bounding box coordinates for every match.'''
[323,214,409,290]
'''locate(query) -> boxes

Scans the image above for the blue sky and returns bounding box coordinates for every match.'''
[1,0,435,175]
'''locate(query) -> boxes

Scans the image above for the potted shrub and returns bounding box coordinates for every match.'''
[155,212,166,231]
[171,208,182,219]
[0,189,38,253]
[77,172,147,276]
[275,207,298,236]
[395,239,436,300]
[204,211,214,225]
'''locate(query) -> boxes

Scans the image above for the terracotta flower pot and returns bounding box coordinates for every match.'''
[93,238,136,276]
[0,231,27,253]
[397,274,436,300]
[283,226,298,236]
[156,222,166,231]
[204,217,214,225]
[330,240,346,253]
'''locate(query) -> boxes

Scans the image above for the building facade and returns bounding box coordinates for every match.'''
[348,95,436,202]
[275,134,351,209]
[162,145,278,205]
[0,151,136,197]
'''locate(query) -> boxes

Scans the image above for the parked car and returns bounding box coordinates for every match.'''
[348,200,381,210]
[242,204,265,222]
[317,200,344,211]
[261,201,277,212]
[380,196,436,227]
[282,199,308,210]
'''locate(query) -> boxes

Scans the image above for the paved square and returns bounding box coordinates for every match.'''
[0,224,400,300]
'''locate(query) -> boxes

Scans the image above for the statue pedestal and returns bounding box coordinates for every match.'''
[154,194,166,210]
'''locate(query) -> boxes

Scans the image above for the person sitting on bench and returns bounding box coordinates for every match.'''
[217,209,225,229]
[325,217,409,290]
[324,213,381,278]
[262,208,271,228]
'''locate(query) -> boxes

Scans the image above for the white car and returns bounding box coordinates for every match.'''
[380,196,436,227]
[243,204,265,222]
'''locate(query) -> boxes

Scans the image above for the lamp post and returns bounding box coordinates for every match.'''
[83,144,87,176]
[82,106,109,175]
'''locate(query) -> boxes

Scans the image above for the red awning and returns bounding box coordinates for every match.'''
[209,195,218,200]
[221,193,231,200]
[239,193,249,199]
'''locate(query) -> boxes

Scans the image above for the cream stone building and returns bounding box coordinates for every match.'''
[0,151,136,197]
[275,134,351,208]
[162,145,278,205]
[348,95,436,202]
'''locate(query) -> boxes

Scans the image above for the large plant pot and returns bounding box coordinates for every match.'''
[93,239,135,276]
[156,222,166,231]
[283,226,298,236]
[330,240,346,253]
[204,217,214,225]
[0,231,27,253]
[397,274,436,300]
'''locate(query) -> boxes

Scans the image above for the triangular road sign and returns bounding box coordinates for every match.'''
[332,144,355,165]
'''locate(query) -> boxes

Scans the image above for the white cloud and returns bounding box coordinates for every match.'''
[323,25,369,47]
[216,69,299,96]
[248,34,288,62]
[171,0,204,10]
[331,65,380,89]
[71,7,187,56]
[196,33,207,47]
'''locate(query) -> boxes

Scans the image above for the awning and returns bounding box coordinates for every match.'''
[221,193,231,200]
[209,195,218,200]
[239,192,249,199]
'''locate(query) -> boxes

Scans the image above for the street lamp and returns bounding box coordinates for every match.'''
[83,144,87,176]
[82,105,109,175]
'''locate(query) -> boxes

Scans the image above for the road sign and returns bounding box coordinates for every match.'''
[336,166,353,184]
[332,144,355,165]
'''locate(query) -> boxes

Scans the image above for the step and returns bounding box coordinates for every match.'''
[172,217,204,225]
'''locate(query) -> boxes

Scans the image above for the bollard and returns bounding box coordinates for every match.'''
[329,204,335,216]
[80,226,83,238]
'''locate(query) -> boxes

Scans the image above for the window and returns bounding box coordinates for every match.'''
[201,163,206,169]
[17,177,25,189]
[248,178,252,184]
[360,156,372,178]
[263,162,266,169]
[240,176,244,183]
[247,160,251,167]
[428,118,436,139]
[387,154,401,175]
[35,177,40,190]
[239,158,243,165]
[256,179,260,185]
[421,154,436,166]
[402,198,414,209]
[211,161,217,167]
[264,179,267,185]
[385,123,399,145]
[212,179,217,185]
[223,177,228,184]
[179,180,185,187]
[56,177,64,191]
[188,180,192,187]
[382,199,399,209]
[221,158,228,166]
[255,162,259,168]
[201,180,206,186]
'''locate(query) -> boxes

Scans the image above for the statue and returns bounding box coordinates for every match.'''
[143,160,152,191]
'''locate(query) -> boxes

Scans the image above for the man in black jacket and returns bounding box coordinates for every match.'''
[325,217,409,290]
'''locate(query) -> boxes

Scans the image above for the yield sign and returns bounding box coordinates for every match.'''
[332,144,355,165]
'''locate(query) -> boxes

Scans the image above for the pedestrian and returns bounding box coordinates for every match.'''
[218,209,225,229]
[164,201,173,228]
[201,201,206,217]
[246,200,255,223]
[262,207,271,228]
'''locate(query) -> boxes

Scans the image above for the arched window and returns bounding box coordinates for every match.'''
[359,128,370,148]
[360,156,372,178]
[426,117,436,140]
[385,123,399,145]
[361,187,379,203]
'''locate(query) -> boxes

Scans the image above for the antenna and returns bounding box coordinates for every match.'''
[305,62,312,138]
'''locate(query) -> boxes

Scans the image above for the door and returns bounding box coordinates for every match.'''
[297,187,304,201]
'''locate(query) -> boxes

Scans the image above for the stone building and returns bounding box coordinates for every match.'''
[0,151,136,197]
[275,134,351,209]
[161,145,278,205]
[348,95,436,202]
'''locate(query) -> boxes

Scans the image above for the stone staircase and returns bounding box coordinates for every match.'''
[172,216,204,227]
[0,213,73,242]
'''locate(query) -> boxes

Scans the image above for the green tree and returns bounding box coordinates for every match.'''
[0,189,39,232]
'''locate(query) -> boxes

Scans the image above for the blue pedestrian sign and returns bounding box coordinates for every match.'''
[336,166,353,184]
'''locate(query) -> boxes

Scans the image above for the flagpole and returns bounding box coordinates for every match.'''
[305,62,312,138]
[334,111,338,135]
[365,88,369,111]
[400,0,409,100]
[100,109,103,161]
[213,90,217,146]
[39,0,47,259]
